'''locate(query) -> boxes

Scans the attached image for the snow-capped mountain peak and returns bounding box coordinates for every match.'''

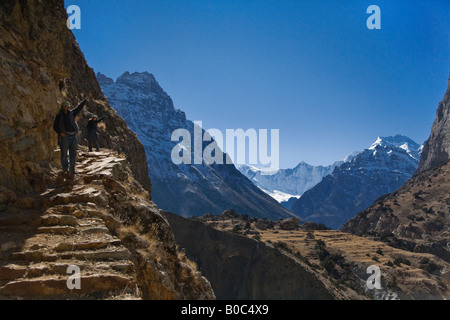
[344,151,363,163]
[238,161,342,201]
[291,135,423,229]
[368,135,423,161]
[97,71,293,220]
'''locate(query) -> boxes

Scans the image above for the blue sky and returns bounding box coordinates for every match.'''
[66,0,450,168]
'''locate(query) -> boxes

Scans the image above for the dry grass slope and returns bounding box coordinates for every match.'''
[199,213,450,300]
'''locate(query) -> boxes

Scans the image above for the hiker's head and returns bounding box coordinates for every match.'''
[61,101,71,113]
[92,115,98,120]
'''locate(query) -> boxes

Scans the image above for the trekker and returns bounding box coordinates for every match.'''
[54,93,92,174]
[87,113,107,152]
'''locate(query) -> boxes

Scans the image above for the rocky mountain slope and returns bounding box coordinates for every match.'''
[165,211,336,300]
[0,0,213,300]
[0,0,151,194]
[291,135,422,229]
[343,70,450,264]
[173,212,449,300]
[98,72,294,220]
[418,68,450,173]
[342,160,450,263]
[0,148,214,299]
[238,161,341,202]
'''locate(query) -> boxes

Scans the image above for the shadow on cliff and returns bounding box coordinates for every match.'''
[164,211,335,300]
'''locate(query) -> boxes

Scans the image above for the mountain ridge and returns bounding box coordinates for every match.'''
[291,135,423,229]
[238,161,342,202]
[417,68,450,173]
[343,68,450,263]
[98,71,295,220]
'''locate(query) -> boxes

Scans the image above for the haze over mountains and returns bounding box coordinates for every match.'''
[97,72,293,220]
[237,161,341,202]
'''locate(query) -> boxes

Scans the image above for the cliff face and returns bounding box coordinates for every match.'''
[165,212,335,300]
[418,69,450,173]
[0,0,214,300]
[0,148,214,299]
[0,0,150,193]
[197,213,450,300]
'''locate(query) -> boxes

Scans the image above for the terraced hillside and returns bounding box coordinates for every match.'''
[197,213,450,300]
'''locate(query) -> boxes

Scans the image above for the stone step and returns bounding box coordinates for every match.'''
[42,204,85,218]
[64,247,132,261]
[0,264,27,281]
[37,226,78,235]
[53,239,121,252]
[0,273,137,298]
[24,260,135,278]
[10,230,120,253]
[10,246,130,263]
[77,217,105,227]
[79,226,110,235]
[0,150,146,300]
[10,251,59,262]
[43,188,108,208]
[41,214,79,227]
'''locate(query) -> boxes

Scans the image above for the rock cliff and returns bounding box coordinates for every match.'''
[0,0,150,193]
[418,69,450,173]
[198,213,449,300]
[165,211,335,300]
[0,148,214,299]
[0,0,214,300]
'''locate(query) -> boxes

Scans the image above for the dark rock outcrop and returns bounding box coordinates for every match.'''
[165,211,334,300]
[418,68,450,173]
[279,218,300,230]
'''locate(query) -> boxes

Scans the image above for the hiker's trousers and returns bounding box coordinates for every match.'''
[88,131,99,151]
[60,134,78,172]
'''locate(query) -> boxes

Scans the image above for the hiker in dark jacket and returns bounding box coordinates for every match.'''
[54,92,92,174]
[87,114,107,152]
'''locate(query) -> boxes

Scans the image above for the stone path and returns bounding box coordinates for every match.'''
[0,149,141,299]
